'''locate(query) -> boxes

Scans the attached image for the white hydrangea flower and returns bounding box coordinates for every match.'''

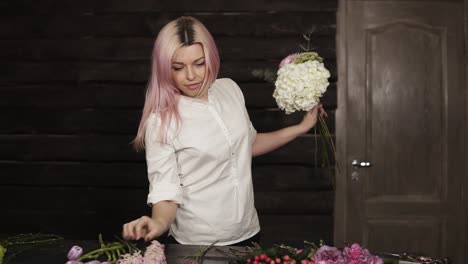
[274,60,330,114]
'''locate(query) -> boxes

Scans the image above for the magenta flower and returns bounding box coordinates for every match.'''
[315,245,345,264]
[84,261,102,264]
[279,53,299,68]
[343,243,371,263]
[67,246,84,261]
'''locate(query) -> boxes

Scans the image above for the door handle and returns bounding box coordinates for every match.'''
[352,160,372,168]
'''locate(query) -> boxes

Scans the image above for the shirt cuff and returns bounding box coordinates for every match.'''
[147,182,183,206]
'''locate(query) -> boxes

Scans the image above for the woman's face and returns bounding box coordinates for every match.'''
[171,43,207,99]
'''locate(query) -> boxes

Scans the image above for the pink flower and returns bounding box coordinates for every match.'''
[315,246,345,264]
[343,243,371,263]
[368,255,384,264]
[279,53,299,68]
[144,240,167,264]
[117,252,144,264]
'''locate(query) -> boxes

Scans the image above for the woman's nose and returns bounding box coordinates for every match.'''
[185,66,196,80]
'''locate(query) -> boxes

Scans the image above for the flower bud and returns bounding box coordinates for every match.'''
[67,245,83,261]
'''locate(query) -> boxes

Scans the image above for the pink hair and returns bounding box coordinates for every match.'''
[133,16,220,150]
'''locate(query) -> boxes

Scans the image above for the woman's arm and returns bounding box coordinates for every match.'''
[122,114,181,241]
[147,200,177,239]
[252,104,325,157]
[122,200,177,241]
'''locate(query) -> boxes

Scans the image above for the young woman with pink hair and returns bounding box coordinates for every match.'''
[122,16,324,246]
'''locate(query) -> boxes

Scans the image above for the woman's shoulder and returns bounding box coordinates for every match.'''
[146,112,177,140]
[211,78,243,99]
[212,78,238,89]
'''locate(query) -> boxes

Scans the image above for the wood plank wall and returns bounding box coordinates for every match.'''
[0,0,337,247]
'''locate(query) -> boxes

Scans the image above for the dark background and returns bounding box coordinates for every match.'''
[0,0,337,246]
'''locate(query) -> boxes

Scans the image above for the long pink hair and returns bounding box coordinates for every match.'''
[133,16,220,150]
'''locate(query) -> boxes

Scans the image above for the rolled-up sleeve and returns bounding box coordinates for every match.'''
[247,120,257,145]
[145,114,182,206]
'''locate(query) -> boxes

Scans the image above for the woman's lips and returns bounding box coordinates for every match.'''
[186,83,201,90]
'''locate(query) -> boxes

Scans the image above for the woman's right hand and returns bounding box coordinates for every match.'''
[122,216,166,242]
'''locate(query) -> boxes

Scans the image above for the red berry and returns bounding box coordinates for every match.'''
[275,258,281,263]
[266,257,272,262]
[260,254,267,260]
[283,255,290,261]
[255,255,260,261]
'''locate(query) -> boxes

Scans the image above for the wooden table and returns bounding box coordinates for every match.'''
[1,238,245,264]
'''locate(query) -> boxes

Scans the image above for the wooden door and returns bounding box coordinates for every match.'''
[335,0,466,262]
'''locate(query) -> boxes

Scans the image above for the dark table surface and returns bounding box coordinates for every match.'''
[1,237,246,264]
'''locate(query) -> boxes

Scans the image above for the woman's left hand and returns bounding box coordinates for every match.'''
[297,103,328,134]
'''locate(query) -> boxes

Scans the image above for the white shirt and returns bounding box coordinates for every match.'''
[145,78,260,245]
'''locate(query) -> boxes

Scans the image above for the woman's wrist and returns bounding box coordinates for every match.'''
[294,123,310,136]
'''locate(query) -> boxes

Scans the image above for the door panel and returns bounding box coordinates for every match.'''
[364,217,445,254]
[367,22,444,200]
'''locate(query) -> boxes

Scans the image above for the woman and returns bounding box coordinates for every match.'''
[122,16,324,246]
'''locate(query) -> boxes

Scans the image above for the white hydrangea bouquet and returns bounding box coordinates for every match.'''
[274,52,330,114]
[252,34,339,177]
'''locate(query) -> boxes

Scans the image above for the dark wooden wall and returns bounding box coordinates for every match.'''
[0,0,337,247]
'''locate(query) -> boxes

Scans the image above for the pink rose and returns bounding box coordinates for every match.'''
[279,53,299,68]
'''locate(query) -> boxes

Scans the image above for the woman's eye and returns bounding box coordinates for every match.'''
[196,62,205,66]
[172,67,183,71]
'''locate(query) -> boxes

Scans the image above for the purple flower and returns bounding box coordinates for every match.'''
[65,262,84,264]
[84,261,101,264]
[343,243,371,263]
[67,246,84,261]
[279,53,299,68]
[315,245,345,264]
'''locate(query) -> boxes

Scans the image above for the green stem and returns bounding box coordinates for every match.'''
[317,114,341,173]
[4,238,62,247]
[0,245,6,264]
[77,244,126,262]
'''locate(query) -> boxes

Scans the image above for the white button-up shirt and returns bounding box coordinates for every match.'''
[145,78,260,245]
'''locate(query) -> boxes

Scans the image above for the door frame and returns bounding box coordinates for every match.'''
[334,0,349,246]
[463,0,468,260]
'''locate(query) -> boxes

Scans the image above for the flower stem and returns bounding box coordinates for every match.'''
[77,244,126,262]
[0,245,6,264]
